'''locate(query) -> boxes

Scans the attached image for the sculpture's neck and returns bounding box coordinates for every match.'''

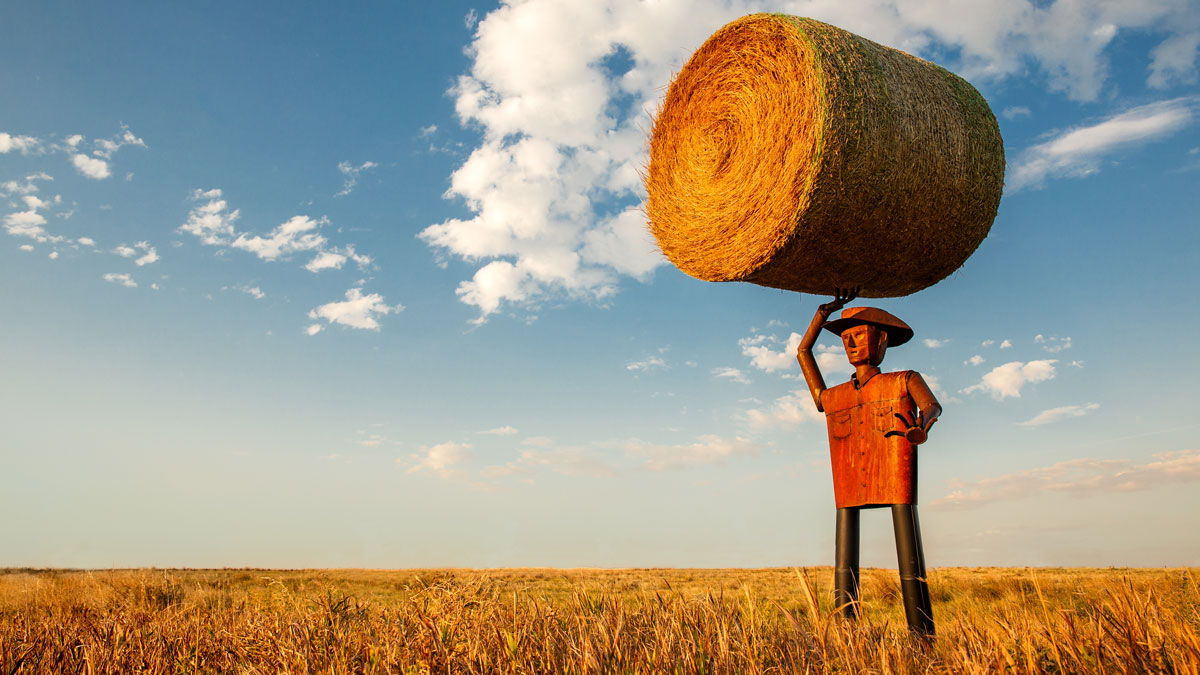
[852,365,881,388]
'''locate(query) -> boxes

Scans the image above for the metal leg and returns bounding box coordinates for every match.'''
[892,504,935,636]
[834,507,860,619]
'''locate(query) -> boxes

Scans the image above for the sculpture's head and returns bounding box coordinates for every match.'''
[822,307,913,368]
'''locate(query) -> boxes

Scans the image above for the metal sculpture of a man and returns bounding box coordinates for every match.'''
[796,288,941,636]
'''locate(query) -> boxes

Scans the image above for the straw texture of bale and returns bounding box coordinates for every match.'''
[647,14,1005,297]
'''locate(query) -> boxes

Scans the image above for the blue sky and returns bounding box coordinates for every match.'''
[2,0,1198,569]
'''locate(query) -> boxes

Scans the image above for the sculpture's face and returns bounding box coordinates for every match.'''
[841,324,887,367]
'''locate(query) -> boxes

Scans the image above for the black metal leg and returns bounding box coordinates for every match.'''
[834,507,860,619]
[892,504,935,636]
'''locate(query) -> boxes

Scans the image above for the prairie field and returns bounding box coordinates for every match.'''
[2,566,1198,674]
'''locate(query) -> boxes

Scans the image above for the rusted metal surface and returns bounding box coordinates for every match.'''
[822,371,918,508]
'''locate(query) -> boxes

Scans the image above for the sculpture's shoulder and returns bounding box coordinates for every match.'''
[822,379,859,413]
[869,370,915,400]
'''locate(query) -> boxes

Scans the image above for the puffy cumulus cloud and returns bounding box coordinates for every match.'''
[70,153,111,180]
[102,272,136,288]
[624,434,757,471]
[428,0,1197,320]
[930,449,1200,510]
[966,354,985,366]
[405,442,471,478]
[1017,402,1100,427]
[306,287,403,332]
[0,132,40,155]
[335,160,379,197]
[231,215,327,261]
[740,332,803,373]
[179,189,239,245]
[76,237,95,247]
[1009,98,1197,191]
[4,209,52,241]
[745,390,823,429]
[923,338,948,348]
[963,360,1057,399]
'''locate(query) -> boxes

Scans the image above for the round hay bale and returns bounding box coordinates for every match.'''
[647,14,1005,297]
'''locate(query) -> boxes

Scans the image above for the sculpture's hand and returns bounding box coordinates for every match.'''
[884,409,938,445]
[819,286,860,316]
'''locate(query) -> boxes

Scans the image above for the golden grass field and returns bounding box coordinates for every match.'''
[2,566,1198,673]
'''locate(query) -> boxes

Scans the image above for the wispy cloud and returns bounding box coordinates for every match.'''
[930,449,1200,510]
[626,356,667,373]
[1009,98,1196,191]
[624,434,757,471]
[335,160,379,197]
[102,272,136,288]
[744,390,823,429]
[0,132,41,155]
[712,367,750,384]
[1035,334,1072,353]
[405,442,470,478]
[479,425,518,436]
[1018,402,1100,427]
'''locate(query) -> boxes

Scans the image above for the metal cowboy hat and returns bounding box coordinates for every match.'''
[822,306,914,347]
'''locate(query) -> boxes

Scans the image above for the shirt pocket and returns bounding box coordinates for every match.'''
[872,406,895,434]
[829,411,853,439]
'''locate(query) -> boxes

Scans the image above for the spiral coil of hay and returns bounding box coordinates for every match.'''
[647,14,1005,297]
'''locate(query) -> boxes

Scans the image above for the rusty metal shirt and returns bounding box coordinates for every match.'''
[821,370,918,508]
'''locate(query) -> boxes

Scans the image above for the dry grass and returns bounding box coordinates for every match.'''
[647,14,1005,298]
[2,567,1198,673]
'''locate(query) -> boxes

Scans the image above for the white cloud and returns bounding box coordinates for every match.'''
[304,245,371,273]
[335,160,379,197]
[625,434,757,471]
[406,442,471,478]
[102,272,136,288]
[923,338,948,348]
[981,340,995,347]
[18,244,34,251]
[1035,334,1072,353]
[1,172,52,196]
[1002,106,1032,120]
[76,236,95,247]
[740,332,803,373]
[1017,402,1100,427]
[479,425,518,436]
[0,132,40,155]
[305,324,323,336]
[626,356,667,373]
[745,390,823,429]
[71,153,111,180]
[231,215,327,261]
[930,449,1200,510]
[712,367,750,384]
[3,209,53,241]
[963,360,1057,399]
[966,354,985,366]
[307,287,402,332]
[815,344,854,375]
[90,126,146,159]
[240,286,265,300]
[179,189,239,245]
[1009,98,1197,190]
[65,134,83,147]
[1000,340,1013,349]
[134,247,159,266]
[1148,30,1200,89]
[48,251,59,260]
[114,244,136,258]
